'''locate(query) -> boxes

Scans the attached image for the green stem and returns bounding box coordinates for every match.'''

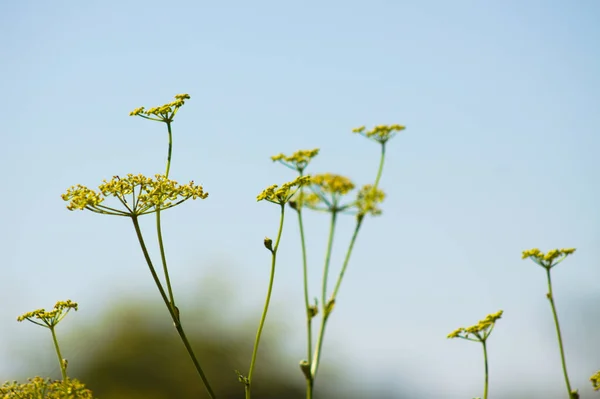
[50,326,67,381]
[131,216,216,399]
[296,182,315,399]
[165,121,173,178]
[246,203,286,399]
[545,267,574,397]
[321,211,337,314]
[156,210,176,307]
[156,120,176,307]
[482,339,489,399]
[331,218,363,300]
[310,210,338,379]
[372,143,386,191]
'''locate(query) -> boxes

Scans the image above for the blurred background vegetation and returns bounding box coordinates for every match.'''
[5,271,599,399]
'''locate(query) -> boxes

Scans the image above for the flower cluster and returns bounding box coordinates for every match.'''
[257,176,311,205]
[295,173,356,212]
[522,248,576,268]
[447,310,503,341]
[311,173,355,195]
[271,148,320,172]
[17,300,78,329]
[591,371,600,391]
[62,174,208,215]
[0,377,95,399]
[129,93,191,121]
[352,124,405,144]
[355,184,386,217]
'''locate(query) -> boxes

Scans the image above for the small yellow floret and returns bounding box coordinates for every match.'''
[590,370,600,391]
[447,310,503,341]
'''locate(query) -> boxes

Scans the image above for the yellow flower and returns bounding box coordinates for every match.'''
[257,175,311,205]
[447,310,503,341]
[17,300,78,328]
[590,370,600,391]
[355,184,386,217]
[352,124,405,144]
[62,174,208,216]
[522,248,576,268]
[0,377,95,398]
[271,148,320,172]
[129,93,191,122]
[291,173,356,212]
[311,173,355,195]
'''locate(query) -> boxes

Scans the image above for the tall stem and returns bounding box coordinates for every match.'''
[131,216,216,399]
[331,219,363,300]
[157,121,176,307]
[246,203,286,399]
[545,267,574,397]
[50,327,67,381]
[297,204,314,399]
[482,340,489,399]
[310,211,338,379]
[372,143,386,191]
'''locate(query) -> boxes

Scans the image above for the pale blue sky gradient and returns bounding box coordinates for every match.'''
[1,1,599,397]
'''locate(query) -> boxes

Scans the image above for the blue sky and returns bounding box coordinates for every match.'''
[1,1,599,397]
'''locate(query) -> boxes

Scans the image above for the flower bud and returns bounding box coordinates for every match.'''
[264,237,273,251]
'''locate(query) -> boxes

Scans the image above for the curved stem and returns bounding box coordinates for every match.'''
[246,203,286,399]
[131,216,216,399]
[545,267,574,397]
[482,340,489,399]
[50,327,67,381]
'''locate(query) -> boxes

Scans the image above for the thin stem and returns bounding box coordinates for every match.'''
[482,340,489,399]
[246,203,286,399]
[298,207,315,398]
[331,218,363,300]
[131,216,216,399]
[156,211,176,307]
[545,267,574,397]
[50,327,67,381]
[165,120,173,178]
[156,120,176,307]
[296,178,315,398]
[321,211,337,314]
[372,143,386,191]
[310,210,338,379]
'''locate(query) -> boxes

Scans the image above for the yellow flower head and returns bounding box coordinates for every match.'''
[62,174,208,216]
[257,175,311,205]
[355,184,386,217]
[311,173,355,195]
[352,124,405,144]
[522,247,576,268]
[293,173,356,212]
[129,93,191,122]
[447,310,503,341]
[271,148,320,172]
[590,370,600,391]
[0,377,95,398]
[17,300,78,328]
